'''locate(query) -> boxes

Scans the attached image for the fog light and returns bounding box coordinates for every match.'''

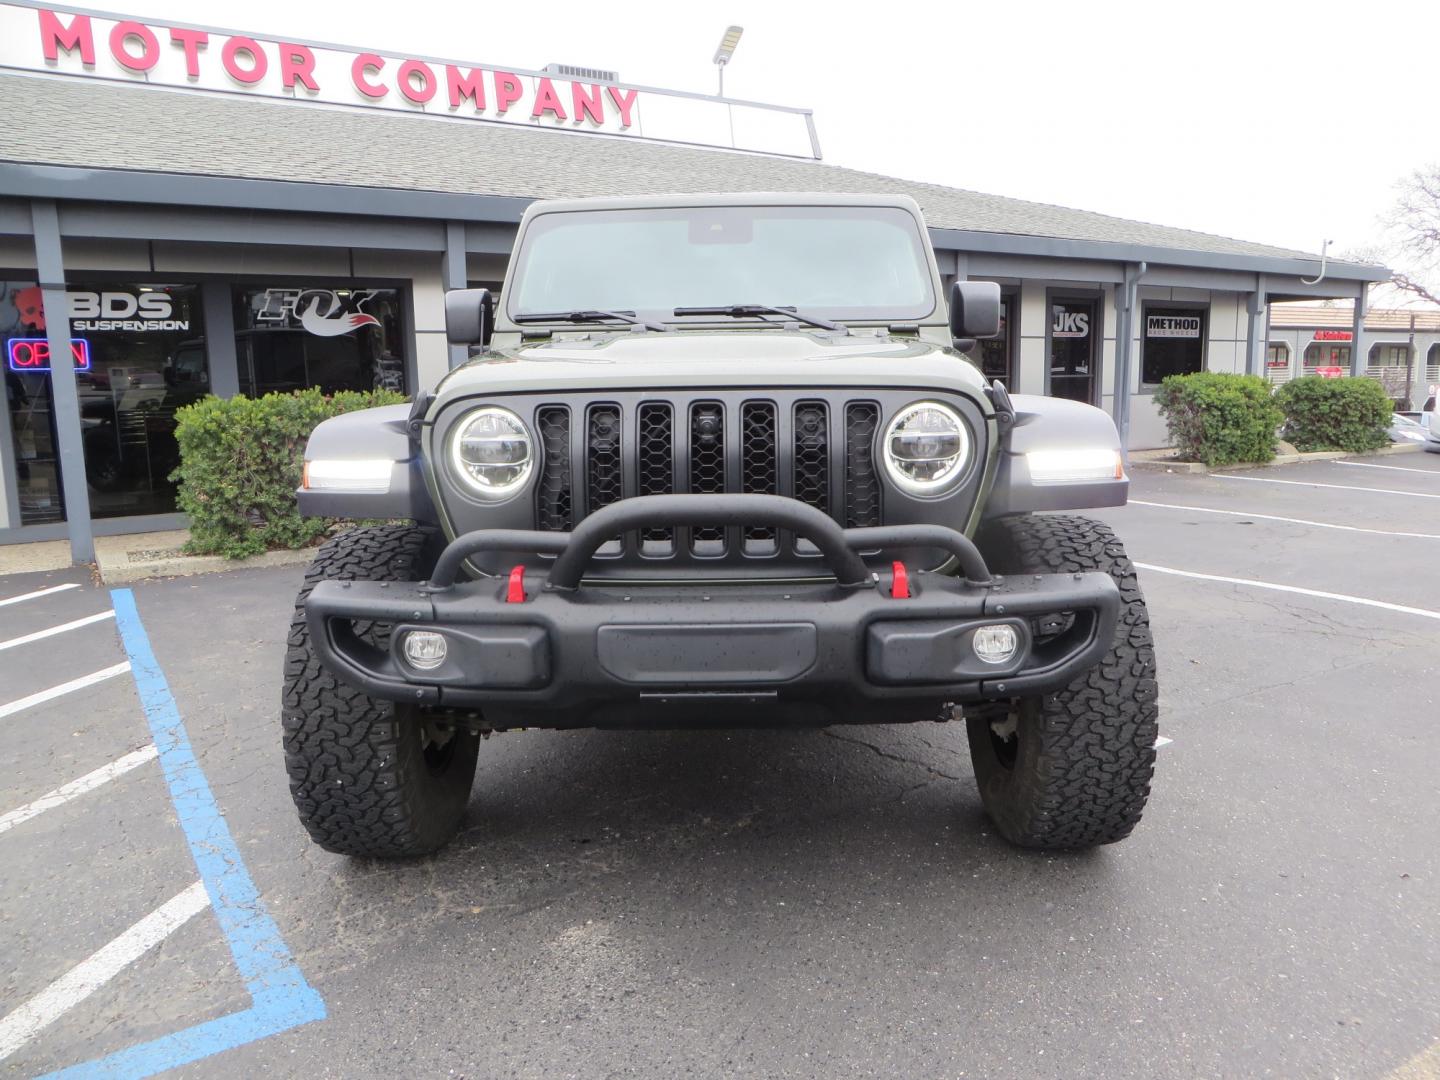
[402,630,447,670]
[972,624,1018,665]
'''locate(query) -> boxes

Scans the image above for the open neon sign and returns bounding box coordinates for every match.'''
[6,338,92,373]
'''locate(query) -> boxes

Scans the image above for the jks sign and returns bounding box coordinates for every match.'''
[0,3,817,157]
[1146,315,1201,339]
[11,286,189,333]
[1051,307,1090,339]
[256,289,381,338]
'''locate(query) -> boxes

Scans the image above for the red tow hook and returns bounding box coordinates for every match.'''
[506,565,526,603]
[890,561,911,599]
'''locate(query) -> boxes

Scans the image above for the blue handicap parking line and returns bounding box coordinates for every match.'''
[43,589,325,1078]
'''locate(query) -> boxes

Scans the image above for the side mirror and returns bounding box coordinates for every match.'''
[948,280,1002,340]
[444,288,495,347]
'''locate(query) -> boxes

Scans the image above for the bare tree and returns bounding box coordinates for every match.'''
[1380,164,1440,306]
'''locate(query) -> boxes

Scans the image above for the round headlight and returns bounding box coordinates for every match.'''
[882,401,970,495]
[450,406,533,499]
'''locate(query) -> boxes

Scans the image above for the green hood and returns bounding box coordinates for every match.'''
[433,329,990,404]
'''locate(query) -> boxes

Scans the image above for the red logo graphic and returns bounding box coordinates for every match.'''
[14,286,45,331]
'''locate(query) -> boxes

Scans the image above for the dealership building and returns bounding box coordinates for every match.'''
[0,2,1391,561]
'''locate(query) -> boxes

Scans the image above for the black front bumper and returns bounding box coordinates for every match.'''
[304,495,1120,728]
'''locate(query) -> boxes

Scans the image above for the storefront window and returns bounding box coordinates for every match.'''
[1265,342,1291,385]
[978,294,1013,387]
[1048,299,1096,403]
[4,281,206,524]
[1141,306,1206,384]
[1303,342,1351,373]
[1367,342,1410,369]
[233,286,406,397]
[1367,342,1413,405]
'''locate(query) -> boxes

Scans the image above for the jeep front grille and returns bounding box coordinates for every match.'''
[741,402,778,551]
[637,403,675,545]
[535,405,573,532]
[843,403,881,528]
[689,402,726,547]
[534,394,883,555]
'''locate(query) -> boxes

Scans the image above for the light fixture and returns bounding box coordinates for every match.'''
[402,630,448,671]
[449,406,534,499]
[1026,448,1124,484]
[302,458,393,493]
[712,25,743,96]
[882,401,970,496]
[972,624,1019,665]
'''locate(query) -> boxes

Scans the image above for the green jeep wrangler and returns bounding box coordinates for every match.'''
[286,193,1158,858]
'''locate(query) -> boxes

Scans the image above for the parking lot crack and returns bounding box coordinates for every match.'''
[821,728,965,782]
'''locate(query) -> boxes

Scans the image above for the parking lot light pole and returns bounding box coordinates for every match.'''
[713,26,743,97]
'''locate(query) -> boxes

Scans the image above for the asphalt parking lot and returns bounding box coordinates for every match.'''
[2,454,1439,1080]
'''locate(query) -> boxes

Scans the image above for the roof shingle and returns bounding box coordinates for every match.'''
[0,72,1353,265]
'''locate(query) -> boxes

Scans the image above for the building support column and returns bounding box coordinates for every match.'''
[0,329,21,529]
[1350,282,1368,377]
[443,221,468,370]
[1113,262,1144,454]
[201,280,240,398]
[1244,276,1267,376]
[31,199,93,565]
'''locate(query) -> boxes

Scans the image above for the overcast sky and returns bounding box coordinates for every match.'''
[111,0,1438,258]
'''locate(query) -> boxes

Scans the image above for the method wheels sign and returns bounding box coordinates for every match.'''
[1146,315,1202,339]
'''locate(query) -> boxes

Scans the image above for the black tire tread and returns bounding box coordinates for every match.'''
[968,513,1158,850]
[281,524,478,857]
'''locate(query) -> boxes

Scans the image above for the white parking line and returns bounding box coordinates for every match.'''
[0,662,132,720]
[0,583,82,608]
[1214,473,1440,499]
[0,610,115,652]
[0,745,158,836]
[1135,563,1440,623]
[0,881,210,1062]
[1334,459,1440,476]
[1129,500,1440,539]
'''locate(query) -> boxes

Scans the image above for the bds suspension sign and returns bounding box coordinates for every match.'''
[0,2,818,156]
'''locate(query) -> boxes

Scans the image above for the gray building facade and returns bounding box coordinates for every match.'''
[0,60,1388,562]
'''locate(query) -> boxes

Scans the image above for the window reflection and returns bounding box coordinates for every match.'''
[233,286,406,396]
[3,281,207,523]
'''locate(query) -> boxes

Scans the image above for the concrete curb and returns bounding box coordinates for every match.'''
[97,541,316,584]
[1129,443,1425,475]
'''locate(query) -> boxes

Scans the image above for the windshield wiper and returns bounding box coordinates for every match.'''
[513,309,671,332]
[673,304,844,332]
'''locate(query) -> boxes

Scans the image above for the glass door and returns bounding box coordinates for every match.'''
[1049,299,1097,403]
[4,281,65,524]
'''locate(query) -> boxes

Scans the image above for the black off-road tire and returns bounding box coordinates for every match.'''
[967,513,1158,850]
[282,524,480,857]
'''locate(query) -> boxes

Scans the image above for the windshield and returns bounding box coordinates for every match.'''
[506,205,936,324]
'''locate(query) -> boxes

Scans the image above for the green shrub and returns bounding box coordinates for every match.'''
[171,389,407,559]
[1274,375,1392,453]
[1152,372,1284,466]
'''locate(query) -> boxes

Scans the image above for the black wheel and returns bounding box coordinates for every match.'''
[967,514,1158,850]
[85,444,123,493]
[282,524,480,857]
